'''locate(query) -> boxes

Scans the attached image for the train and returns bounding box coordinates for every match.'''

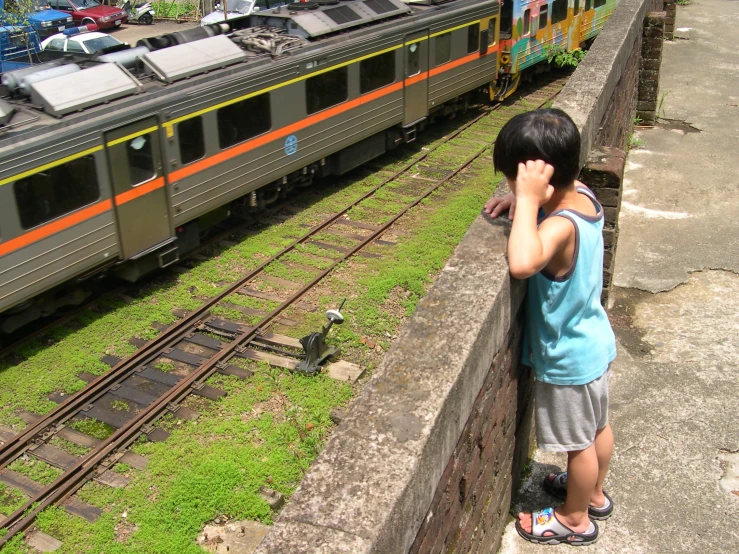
[0,0,616,334]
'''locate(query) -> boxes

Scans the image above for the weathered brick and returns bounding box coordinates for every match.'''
[640,58,662,71]
[637,100,658,111]
[595,187,621,208]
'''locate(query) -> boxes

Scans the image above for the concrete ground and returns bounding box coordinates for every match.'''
[498,1,739,552]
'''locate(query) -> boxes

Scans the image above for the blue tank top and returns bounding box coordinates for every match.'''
[523,186,616,385]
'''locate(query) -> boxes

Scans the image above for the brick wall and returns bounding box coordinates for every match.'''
[580,147,627,303]
[663,0,677,39]
[593,38,640,151]
[408,316,531,554]
[637,12,667,125]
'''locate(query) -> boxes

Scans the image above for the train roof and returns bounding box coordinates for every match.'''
[0,0,496,151]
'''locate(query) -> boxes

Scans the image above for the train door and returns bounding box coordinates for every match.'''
[105,118,173,260]
[403,29,429,126]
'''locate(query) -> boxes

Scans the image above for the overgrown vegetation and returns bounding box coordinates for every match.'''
[543,45,587,68]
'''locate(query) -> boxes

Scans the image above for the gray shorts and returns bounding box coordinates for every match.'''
[535,368,611,452]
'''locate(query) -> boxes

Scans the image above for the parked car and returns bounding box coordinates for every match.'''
[46,0,126,29]
[200,0,285,26]
[26,2,75,38]
[39,24,125,56]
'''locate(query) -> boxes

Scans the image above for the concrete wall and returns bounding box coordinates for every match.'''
[253,1,667,552]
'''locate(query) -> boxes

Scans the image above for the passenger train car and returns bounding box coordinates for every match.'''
[0,0,615,333]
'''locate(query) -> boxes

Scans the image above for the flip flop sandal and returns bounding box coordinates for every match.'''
[543,472,615,521]
[515,507,599,546]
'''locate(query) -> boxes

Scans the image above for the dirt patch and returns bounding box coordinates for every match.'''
[381,286,411,321]
[607,287,655,357]
[247,394,288,422]
[115,520,138,543]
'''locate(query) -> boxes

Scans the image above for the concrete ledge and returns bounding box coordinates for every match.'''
[255,216,525,554]
[554,0,652,163]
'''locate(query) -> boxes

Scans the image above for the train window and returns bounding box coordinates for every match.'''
[126,134,156,186]
[523,9,531,35]
[407,43,420,76]
[178,116,205,165]
[552,0,567,24]
[500,0,513,38]
[434,33,451,66]
[218,93,271,149]
[467,24,479,54]
[360,51,395,94]
[538,5,548,30]
[306,67,348,115]
[594,0,606,7]
[586,0,593,8]
[14,155,99,230]
[574,0,580,14]
[488,18,496,46]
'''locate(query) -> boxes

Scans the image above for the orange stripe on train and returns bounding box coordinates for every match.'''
[0,200,113,258]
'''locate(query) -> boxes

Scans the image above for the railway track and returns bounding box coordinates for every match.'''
[0,74,568,548]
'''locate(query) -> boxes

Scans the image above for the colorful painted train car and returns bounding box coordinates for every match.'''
[494,0,617,98]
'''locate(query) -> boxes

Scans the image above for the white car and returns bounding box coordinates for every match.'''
[40,25,125,55]
[200,0,286,26]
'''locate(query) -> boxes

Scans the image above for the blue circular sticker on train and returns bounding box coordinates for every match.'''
[284,135,298,156]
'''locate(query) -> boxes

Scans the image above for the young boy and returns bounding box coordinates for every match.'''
[483,109,616,546]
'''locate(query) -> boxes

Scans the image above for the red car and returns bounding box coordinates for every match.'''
[47,0,127,29]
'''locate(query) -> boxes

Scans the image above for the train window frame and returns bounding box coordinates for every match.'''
[359,50,396,95]
[488,18,496,46]
[305,66,348,115]
[177,116,206,166]
[467,23,480,54]
[434,32,451,67]
[538,5,548,31]
[123,134,157,187]
[523,9,531,35]
[552,0,567,24]
[217,93,272,150]
[594,0,606,7]
[407,42,421,77]
[13,155,101,230]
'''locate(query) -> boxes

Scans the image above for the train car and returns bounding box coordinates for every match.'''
[494,0,617,99]
[0,0,503,333]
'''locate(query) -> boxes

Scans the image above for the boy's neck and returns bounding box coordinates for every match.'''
[542,181,581,215]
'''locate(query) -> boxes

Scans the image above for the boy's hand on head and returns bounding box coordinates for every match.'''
[514,160,555,206]
[483,192,516,220]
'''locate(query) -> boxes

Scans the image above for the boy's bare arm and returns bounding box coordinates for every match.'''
[508,161,572,279]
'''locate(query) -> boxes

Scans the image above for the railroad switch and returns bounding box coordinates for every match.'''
[296,300,345,375]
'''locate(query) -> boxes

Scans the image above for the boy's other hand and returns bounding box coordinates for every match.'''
[483,192,516,220]
[515,160,555,206]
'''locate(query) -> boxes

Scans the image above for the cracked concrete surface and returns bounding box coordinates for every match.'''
[498,1,739,552]
[613,0,739,293]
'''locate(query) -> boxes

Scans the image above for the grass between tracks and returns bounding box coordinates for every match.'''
[0,108,511,552]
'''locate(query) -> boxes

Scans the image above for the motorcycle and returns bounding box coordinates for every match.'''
[119,0,155,25]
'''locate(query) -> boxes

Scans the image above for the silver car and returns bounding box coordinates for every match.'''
[200,0,286,26]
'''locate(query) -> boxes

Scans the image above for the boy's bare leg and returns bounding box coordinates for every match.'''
[592,423,613,506]
[518,445,597,534]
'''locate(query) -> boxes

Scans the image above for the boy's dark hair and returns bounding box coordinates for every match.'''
[493,108,581,189]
